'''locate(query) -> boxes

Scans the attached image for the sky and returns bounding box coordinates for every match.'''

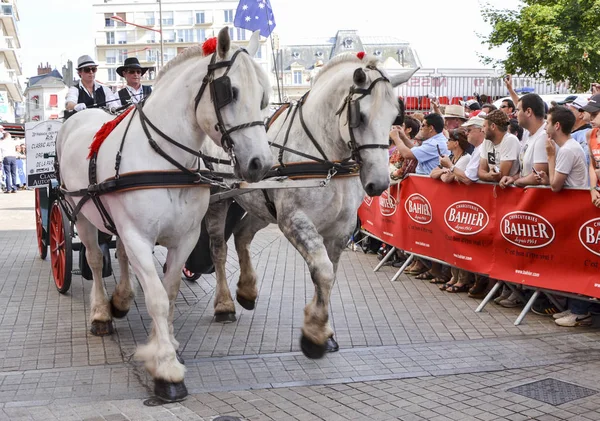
[17,0,523,78]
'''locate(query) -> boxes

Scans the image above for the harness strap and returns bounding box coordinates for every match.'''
[278,103,300,165]
[261,189,277,219]
[297,93,330,162]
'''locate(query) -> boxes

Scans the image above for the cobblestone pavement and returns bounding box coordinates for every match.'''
[2,190,600,420]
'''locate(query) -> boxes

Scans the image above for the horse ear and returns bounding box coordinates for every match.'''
[389,67,419,87]
[246,30,261,57]
[353,68,367,85]
[217,27,231,59]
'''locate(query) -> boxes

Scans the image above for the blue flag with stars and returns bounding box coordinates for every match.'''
[233,0,276,38]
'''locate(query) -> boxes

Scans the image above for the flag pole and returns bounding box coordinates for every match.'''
[263,2,282,103]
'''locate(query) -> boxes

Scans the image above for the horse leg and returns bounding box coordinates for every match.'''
[110,237,136,319]
[233,214,269,310]
[123,236,187,402]
[279,212,334,359]
[205,201,236,323]
[322,235,350,353]
[77,217,113,336]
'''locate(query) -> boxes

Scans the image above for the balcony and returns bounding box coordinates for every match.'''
[0,36,21,75]
[0,68,23,102]
[0,4,19,43]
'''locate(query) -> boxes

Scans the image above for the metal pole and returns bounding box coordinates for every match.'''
[158,0,164,69]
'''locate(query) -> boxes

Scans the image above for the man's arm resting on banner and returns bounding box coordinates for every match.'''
[478,157,501,182]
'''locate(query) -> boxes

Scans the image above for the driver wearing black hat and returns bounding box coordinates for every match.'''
[116,58,152,105]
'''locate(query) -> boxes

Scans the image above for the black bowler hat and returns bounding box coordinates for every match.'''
[116,57,149,77]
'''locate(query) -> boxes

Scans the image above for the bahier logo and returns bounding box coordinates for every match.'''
[444,201,489,235]
[579,218,600,257]
[363,195,373,206]
[379,189,398,216]
[500,211,555,249]
[404,193,432,224]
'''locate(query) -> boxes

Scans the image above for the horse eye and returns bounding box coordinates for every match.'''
[232,87,239,101]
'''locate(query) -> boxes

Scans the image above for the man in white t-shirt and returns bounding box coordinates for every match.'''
[500,93,549,188]
[535,106,588,190]
[478,110,521,181]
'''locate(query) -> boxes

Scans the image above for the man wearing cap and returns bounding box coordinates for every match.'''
[461,99,481,116]
[478,110,521,182]
[559,95,592,165]
[439,115,486,185]
[582,94,600,208]
[117,58,152,105]
[0,126,18,193]
[65,55,120,113]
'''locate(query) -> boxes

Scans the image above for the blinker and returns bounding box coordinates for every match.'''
[348,100,361,129]
[211,75,233,109]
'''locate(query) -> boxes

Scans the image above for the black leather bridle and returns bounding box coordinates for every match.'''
[194,49,265,167]
[335,65,391,164]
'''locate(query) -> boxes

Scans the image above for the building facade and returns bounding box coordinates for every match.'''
[275,30,420,101]
[0,0,23,123]
[24,68,67,123]
[92,0,271,90]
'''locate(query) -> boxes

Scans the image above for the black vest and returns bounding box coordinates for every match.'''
[77,84,106,108]
[118,85,152,105]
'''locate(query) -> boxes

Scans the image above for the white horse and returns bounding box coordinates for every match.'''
[55,28,273,401]
[200,53,417,358]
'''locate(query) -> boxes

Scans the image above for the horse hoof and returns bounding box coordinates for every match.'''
[154,379,188,403]
[214,312,237,323]
[90,320,114,336]
[326,336,339,353]
[300,334,327,359]
[176,352,185,365]
[110,298,129,319]
[236,295,255,310]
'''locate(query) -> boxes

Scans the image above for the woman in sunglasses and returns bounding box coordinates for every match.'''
[65,55,120,113]
[116,57,152,105]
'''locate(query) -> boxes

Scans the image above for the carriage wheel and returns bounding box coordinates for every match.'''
[50,202,72,294]
[35,189,48,260]
[182,266,201,282]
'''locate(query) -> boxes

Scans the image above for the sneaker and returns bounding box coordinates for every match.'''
[531,299,560,316]
[552,309,572,320]
[493,285,511,304]
[555,313,592,327]
[498,292,523,308]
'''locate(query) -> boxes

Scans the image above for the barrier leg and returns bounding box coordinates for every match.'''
[514,289,540,326]
[373,247,396,272]
[475,280,502,313]
[505,282,527,303]
[390,254,414,282]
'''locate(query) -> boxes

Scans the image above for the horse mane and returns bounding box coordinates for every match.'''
[312,53,381,85]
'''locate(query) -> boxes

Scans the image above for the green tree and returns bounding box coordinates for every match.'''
[481,0,600,91]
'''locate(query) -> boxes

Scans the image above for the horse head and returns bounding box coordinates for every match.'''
[312,55,416,196]
[195,27,273,182]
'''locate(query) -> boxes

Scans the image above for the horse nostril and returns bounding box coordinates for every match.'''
[365,183,375,196]
[248,157,262,173]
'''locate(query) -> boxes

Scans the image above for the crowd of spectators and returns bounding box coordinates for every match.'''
[369,75,600,328]
[0,126,27,193]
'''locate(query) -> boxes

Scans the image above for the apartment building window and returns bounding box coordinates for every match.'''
[106,50,117,64]
[108,68,117,82]
[106,32,115,45]
[33,95,39,109]
[105,13,114,27]
[116,31,127,44]
[224,10,233,23]
[229,27,234,40]
[162,11,174,26]
[195,11,205,24]
[236,28,246,41]
[145,12,155,26]
[1,5,12,15]
[256,46,262,59]
[146,30,156,43]
[49,95,58,108]
[163,48,176,63]
[163,30,175,43]
[115,13,126,27]
[196,29,206,42]
[146,50,157,62]
[176,11,193,25]
[177,29,193,43]
[118,49,127,64]
[293,71,303,85]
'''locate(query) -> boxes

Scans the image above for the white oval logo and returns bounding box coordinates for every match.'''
[379,189,398,216]
[500,211,555,249]
[444,201,489,235]
[579,218,600,257]
[404,193,433,225]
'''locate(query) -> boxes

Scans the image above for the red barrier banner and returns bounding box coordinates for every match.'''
[358,176,600,299]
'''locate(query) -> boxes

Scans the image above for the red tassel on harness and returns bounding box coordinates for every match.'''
[202,37,217,56]
[356,51,366,60]
[87,106,134,159]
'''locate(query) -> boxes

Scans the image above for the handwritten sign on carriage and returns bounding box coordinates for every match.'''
[25,120,62,187]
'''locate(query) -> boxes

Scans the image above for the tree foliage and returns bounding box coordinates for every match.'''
[481,0,600,91]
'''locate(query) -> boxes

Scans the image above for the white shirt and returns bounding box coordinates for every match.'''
[0,136,18,158]
[555,138,589,188]
[65,81,120,108]
[453,153,471,171]
[520,122,548,177]
[465,143,483,181]
[480,132,521,177]
[122,85,144,104]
